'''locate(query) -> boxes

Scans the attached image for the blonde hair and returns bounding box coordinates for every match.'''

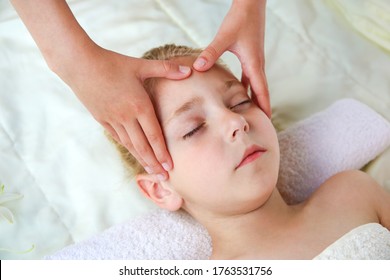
[107,44,226,177]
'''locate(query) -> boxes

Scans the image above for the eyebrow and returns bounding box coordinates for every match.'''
[165,96,204,126]
[164,80,243,126]
[224,79,242,90]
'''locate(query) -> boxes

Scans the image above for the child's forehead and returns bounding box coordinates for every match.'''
[155,67,239,99]
[150,56,242,113]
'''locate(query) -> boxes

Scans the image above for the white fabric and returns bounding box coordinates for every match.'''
[45,99,390,260]
[314,223,390,260]
[326,0,390,52]
[1,0,389,259]
[278,98,390,204]
[46,216,390,260]
[46,209,211,260]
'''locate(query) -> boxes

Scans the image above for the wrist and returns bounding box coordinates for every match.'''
[51,37,103,90]
[48,31,96,79]
[11,0,96,80]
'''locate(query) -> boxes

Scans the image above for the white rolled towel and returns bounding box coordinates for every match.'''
[277,98,390,204]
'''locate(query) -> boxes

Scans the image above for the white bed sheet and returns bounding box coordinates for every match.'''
[0,0,389,259]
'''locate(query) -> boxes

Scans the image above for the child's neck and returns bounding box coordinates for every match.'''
[205,190,300,259]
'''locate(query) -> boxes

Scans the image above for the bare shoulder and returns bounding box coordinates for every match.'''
[321,170,381,197]
[312,170,383,202]
[305,170,389,227]
[295,170,390,258]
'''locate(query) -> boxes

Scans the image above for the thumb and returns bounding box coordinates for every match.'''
[193,40,225,72]
[247,69,272,118]
[140,59,191,80]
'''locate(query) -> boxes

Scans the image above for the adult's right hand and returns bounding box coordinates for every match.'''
[10,0,191,180]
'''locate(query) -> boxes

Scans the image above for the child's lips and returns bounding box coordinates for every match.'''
[235,145,267,170]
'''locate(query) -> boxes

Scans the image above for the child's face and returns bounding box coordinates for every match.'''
[153,57,280,218]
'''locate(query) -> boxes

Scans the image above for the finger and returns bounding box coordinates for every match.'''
[125,119,169,181]
[137,108,173,172]
[102,122,120,143]
[140,59,191,80]
[248,69,272,118]
[129,95,173,174]
[112,122,148,169]
[193,39,226,72]
[239,53,271,118]
[241,72,250,92]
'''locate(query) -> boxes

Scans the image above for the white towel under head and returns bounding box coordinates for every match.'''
[46,99,390,260]
[277,98,390,204]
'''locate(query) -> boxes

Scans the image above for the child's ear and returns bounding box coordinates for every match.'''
[136,174,183,211]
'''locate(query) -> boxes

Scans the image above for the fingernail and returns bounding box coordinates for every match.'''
[162,162,171,171]
[194,58,206,69]
[179,65,190,74]
[145,166,153,174]
[157,173,167,181]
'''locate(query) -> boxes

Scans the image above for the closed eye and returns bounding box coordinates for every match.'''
[230,99,252,110]
[183,123,205,139]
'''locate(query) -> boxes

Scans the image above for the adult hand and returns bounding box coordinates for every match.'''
[10,0,191,180]
[66,45,191,180]
[193,0,271,118]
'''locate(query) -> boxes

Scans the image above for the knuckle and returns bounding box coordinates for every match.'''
[162,60,174,73]
[245,59,261,73]
[143,130,168,163]
[145,131,161,144]
[94,115,104,123]
[131,101,147,115]
[122,139,134,151]
[147,161,163,174]
[148,161,160,170]
[134,142,150,157]
[203,45,219,60]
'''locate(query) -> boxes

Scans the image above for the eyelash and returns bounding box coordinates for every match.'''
[183,123,205,140]
[230,99,252,110]
[182,99,251,140]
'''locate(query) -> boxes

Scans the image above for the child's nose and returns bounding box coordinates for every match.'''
[223,111,249,142]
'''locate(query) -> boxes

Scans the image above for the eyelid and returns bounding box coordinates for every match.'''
[230,99,252,110]
[183,122,205,139]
